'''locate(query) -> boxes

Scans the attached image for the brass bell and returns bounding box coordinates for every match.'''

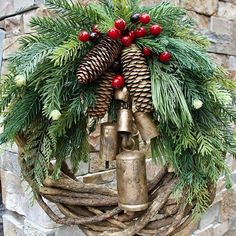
[100,122,118,161]
[117,108,133,133]
[134,112,159,142]
[114,86,130,102]
[116,150,148,212]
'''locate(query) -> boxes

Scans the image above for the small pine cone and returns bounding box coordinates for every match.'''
[77,38,122,84]
[87,70,115,118]
[121,44,152,113]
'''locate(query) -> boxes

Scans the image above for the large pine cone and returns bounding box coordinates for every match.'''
[121,44,152,113]
[87,70,115,118]
[77,38,122,84]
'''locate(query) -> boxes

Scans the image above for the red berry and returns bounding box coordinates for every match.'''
[92,25,100,33]
[143,47,151,56]
[140,13,151,24]
[135,27,147,38]
[150,24,162,36]
[159,51,171,63]
[121,36,132,47]
[78,31,90,42]
[115,19,126,30]
[107,28,121,40]
[129,31,136,41]
[112,75,125,88]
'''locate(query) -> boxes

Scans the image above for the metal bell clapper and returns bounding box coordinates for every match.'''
[114,86,130,103]
[116,150,149,212]
[134,112,159,142]
[100,122,118,162]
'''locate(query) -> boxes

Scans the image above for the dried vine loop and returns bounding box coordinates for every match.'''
[16,137,216,236]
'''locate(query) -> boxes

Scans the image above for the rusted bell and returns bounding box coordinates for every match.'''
[117,108,133,133]
[100,122,118,161]
[114,86,130,102]
[116,150,148,212]
[134,112,159,142]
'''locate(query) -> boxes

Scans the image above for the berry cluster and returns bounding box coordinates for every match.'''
[142,48,171,63]
[78,14,171,63]
[78,25,100,43]
[106,13,163,47]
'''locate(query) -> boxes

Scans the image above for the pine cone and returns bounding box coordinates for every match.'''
[121,44,152,113]
[87,70,115,118]
[77,38,122,84]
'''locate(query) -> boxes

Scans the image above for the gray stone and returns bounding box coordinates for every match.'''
[194,224,214,236]
[209,53,229,68]
[0,0,14,18]
[83,169,116,185]
[2,36,20,59]
[0,59,9,76]
[218,2,236,20]
[212,221,230,236]
[223,217,236,235]
[23,6,50,34]
[55,226,85,236]
[221,0,236,5]
[140,0,179,7]
[4,15,24,38]
[210,17,232,36]
[181,0,218,16]
[2,211,24,236]
[89,152,106,173]
[1,170,28,215]
[24,219,58,236]
[228,21,236,56]
[0,0,43,18]
[65,158,89,176]
[229,56,236,70]
[0,29,5,72]
[198,202,221,229]
[187,11,210,30]
[145,159,162,181]
[13,0,37,12]
[1,170,60,229]
[232,171,236,183]
[206,32,235,56]
[0,149,21,176]
[0,142,18,153]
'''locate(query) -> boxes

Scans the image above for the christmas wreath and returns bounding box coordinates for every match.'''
[0,0,236,235]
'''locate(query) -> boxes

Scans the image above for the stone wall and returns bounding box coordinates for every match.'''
[0,0,236,236]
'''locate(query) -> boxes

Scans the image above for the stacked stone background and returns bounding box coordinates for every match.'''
[0,0,236,235]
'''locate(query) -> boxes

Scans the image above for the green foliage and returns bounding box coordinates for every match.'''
[0,0,235,218]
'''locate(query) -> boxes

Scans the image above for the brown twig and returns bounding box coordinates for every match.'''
[44,177,117,196]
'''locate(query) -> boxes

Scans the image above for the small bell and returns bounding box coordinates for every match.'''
[117,107,133,133]
[100,122,118,162]
[134,112,159,142]
[114,86,130,102]
[116,150,148,211]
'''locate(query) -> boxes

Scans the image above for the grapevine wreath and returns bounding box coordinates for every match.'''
[1,0,236,235]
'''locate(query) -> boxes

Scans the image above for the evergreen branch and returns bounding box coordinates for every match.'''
[0,91,40,143]
[30,16,78,39]
[50,37,91,67]
[40,76,62,118]
[9,41,55,77]
[149,59,192,127]
[45,0,100,30]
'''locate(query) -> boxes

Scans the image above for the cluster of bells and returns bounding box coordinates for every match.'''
[99,86,159,212]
